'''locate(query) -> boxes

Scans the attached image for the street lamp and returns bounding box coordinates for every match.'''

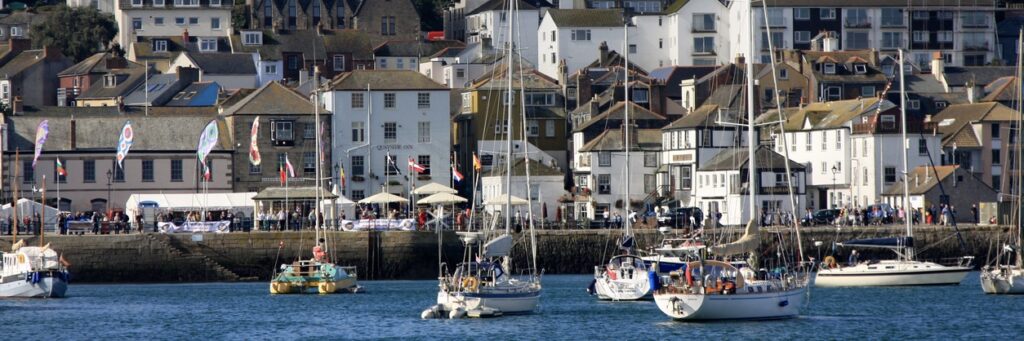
[106,169,113,216]
[831,165,839,209]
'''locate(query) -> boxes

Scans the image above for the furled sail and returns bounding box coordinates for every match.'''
[709,219,759,256]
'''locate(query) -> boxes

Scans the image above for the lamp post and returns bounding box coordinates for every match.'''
[831,165,839,209]
[106,169,113,217]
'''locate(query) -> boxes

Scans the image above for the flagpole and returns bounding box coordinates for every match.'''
[40,175,45,246]
[56,160,60,233]
[285,153,290,231]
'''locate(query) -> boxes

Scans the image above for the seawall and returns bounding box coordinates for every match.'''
[0,225,1013,283]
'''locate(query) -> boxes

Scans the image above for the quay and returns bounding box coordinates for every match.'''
[0,225,1012,283]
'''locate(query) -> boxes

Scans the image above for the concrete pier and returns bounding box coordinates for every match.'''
[0,225,1012,283]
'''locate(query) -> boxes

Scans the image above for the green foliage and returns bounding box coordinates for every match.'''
[29,5,118,62]
[412,0,447,32]
[232,0,250,31]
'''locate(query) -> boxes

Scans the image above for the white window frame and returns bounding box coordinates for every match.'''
[417,92,430,108]
[937,31,953,43]
[794,31,811,44]
[913,31,929,43]
[333,55,346,71]
[153,40,168,52]
[821,8,836,20]
[383,122,397,141]
[794,8,810,20]
[571,29,591,41]
[264,64,277,74]
[132,0,143,6]
[199,38,217,52]
[243,31,263,46]
[546,120,555,138]
[211,17,221,30]
[384,93,396,108]
[417,121,430,143]
[823,63,836,74]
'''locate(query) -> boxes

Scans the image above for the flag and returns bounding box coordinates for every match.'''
[319,124,328,163]
[33,120,49,168]
[339,165,346,190]
[409,157,427,174]
[472,153,482,171]
[285,155,296,177]
[452,165,464,183]
[279,163,286,186]
[196,120,219,168]
[203,165,211,181]
[116,121,134,169]
[386,152,401,175]
[56,157,66,176]
[249,117,261,166]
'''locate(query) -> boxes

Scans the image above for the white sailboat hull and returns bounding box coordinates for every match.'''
[437,288,541,314]
[815,261,970,287]
[980,267,1024,294]
[653,286,805,321]
[0,274,68,298]
[593,275,651,301]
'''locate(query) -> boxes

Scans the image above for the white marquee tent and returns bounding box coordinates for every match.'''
[125,192,257,223]
[0,199,59,228]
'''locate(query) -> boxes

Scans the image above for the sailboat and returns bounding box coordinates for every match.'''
[814,49,973,287]
[980,29,1024,294]
[1,150,69,298]
[651,0,809,320]
[270,66,359,294]
[423,0,541,318]
[590,23,653,301]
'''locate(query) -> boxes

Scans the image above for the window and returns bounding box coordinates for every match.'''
[571,29,591,41]
[644,152,658,167]
[303,123,315,139]
[598,174,611,194]
[766,8,784,26]
[456,68,465,79]
[83,160,96,183]
[546,120,555,137]
[495,119,508,134]
[822,131,828,151]
[908,100,920,110]
[846,9,869,27]
[881,8,904,27]
[550,30,556,42]
[142,160,154,182]
[302,152,315,174]
[311,0,320,25]
[962,11,988,28]
[351,121,365,143]
[154,0,165,5]
[380,16,396,35]
[882,32,902,49]
[333,55,346,71]
[794,8,810,20]
[112,161,125,182]
[384,156,398,176]
[337,1,346,28]
[524,92,555,106]
[175,17,185,25]
[351,93,364,108]
[418,122,430,143]
[9,27,20,37]
[417,93,430,108]
[152,16,165,25]
[211,17,221,30]
[174,0,199,6]
[153,40,168,52]
[692,13,715,31]
[694,37,714,54]
[271,120,293,141]
[132,17,143,31]
[884,167,896,183]
[863,167,868,185]
[806,132,812,151]
[264,64,277,74]
[250,162,261,175]
[992,123,1001,138]
[189,17,199,25]
[397,58,404,69]
[384,93,396,108]
[761,32,784,49]
[417,155,431,174]
[821,8,836,20]
[527,120,539,137]
[351,156,365,175]
[794,31,811,44]
[644,174,656,194]
[846,32,869,50]
[599,152,611,167]
[938,11,953,20]
[912,31,928,43]
[628,44,637,54]
[918,138,928,156]
[22,161,33,184]
[632,89,649,103]
[461,93,472,112]
[881,115,896,129]
[862,139,868,156]
[383,122,397,140]
[132,0,142,6]
[199,38,217,52]
[937,31,953,43]
[823,63,836,74]
[912,11,929,20]
[861,85,875,96]
[963,33,988,50]
[992,149,1001,164]
[210,0,221,5]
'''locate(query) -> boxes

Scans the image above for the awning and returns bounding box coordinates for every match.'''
[358,192,409,204]
[484,195,529,206]
[418,192,467,205]
[413,182,458,195]
[655,164,669,173]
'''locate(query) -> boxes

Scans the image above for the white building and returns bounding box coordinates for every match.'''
[114,0,232,49]
[68,0,116,13]
[323,70,451,201]
[168,52,259,89]
[465,0,543,65]
[659,103,749,207]
[693,146,807,226]
[664,0,730,66]
[574,127,662,220]
[537,9,627,78]
[480,158,564,221]
[418,43,494,89]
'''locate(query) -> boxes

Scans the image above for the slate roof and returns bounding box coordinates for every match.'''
[943,66,1017,87]
[698,146,805,171]
[4,108,229,152]
[574,101,667,132]
[0,49,44,77]
[232,29,382,61]
[903,74,947,93]
[471,55,559,90]
[59,52,142,77]
[221,81,321,116]
[752,0,994,6]
[931,102,1020,147]
[579,128,662,152]
[881,165,991,196]
[133,36,231,59]
[122,73,182,106]
[467,0,543,16]
[663,103,737,130]
[981,76,1018,102]
[0,10,46,26]
[329,70,447,90]
[373,40,465,58]
[183,52,256,75]
[649,66,719,88]
[77,66,150,100]
[487,157,563,177]
[546,9,624,27]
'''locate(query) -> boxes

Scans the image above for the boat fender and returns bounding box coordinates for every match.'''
[462,277,479,291]
[778,300,789,307]
[449,307,467,319]
[685,268,694,288]
[823,256,838,269]
[648,270,660,292]
[31,272,40,284]
[587,279,596,295]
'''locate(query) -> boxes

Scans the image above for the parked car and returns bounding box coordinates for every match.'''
[657,207,704,228]
[865,203,895,224]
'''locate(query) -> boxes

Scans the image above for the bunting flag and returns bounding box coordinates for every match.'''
[279,163,286,186]
[452,165,464,183]
[472,153,482,171]
[196,120,219,168]
[339,165,346,190]
[203,165,212,182]
[285,155,296,177]
[249,117,261,166]
[32,120,49,169]
[386,152,401,175]
[408,157,427,174]
[115,121,134,169]
[56,157,66,176]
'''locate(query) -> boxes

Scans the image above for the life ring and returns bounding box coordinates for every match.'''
[823,256,838,269]
[462,277,479,291]
[16,254,26,264]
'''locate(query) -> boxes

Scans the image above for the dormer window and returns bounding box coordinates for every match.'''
[153,39,168,52]
[173,0,199,7]
[242,31,263,46]
[104,74,118,88]
[10,27,22,37]
[854,63,867,74]
[199,38,217,52]
[824,63,836,74]
[132,0,142,6]
[779,68,788,79]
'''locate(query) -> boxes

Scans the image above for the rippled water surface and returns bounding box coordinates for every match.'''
[1,273,1021,339]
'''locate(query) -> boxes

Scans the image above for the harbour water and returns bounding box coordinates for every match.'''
[1,273,1021,339]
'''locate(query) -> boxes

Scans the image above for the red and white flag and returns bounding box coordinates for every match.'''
[408,157,427,174]
[285,155,296,177]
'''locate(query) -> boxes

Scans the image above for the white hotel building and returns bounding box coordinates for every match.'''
[323,70,451,201]
[114,0,232,49]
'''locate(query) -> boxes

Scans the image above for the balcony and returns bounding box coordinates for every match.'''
[845,17,872,28]
[880,20,905,28]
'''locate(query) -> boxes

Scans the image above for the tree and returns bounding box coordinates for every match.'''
[30,5,118,62]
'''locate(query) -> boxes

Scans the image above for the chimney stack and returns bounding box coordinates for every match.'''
[599,41,609,66]
[182,29,190,44]
[930,52,944,78]
[70,117,77,150]
[12,96,23,115]
[822,32,839,52]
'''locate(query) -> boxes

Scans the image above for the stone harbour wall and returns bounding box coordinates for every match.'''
[0,225,1013,283]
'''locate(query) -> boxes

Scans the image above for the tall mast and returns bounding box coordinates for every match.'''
[623,18,631,237]
[12,149,19,245]
[898,49,914,260]
[745,1,756,218]
[1015,28,1023,265]
[314,66,322,245]
[504,0,514,234]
